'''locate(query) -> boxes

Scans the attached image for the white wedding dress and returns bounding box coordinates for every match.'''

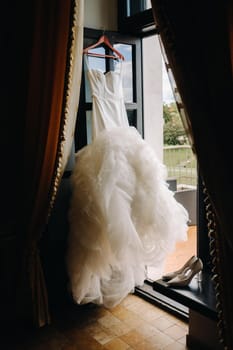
[66,57,189,308]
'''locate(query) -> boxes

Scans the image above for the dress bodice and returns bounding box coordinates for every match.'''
[85,57,129,140]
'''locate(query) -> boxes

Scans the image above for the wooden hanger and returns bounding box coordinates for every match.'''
[83,35,125,61]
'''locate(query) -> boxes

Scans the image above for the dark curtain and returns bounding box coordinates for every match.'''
[151,0,233,348]
[19,0,73,327]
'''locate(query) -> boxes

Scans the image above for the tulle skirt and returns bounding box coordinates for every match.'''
[66,126,188,307]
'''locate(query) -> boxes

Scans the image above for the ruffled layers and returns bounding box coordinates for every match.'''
[67,127,188,307]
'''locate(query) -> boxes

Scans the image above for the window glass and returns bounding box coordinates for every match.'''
[127,0,151,16]
[127,110,137,127]
[114,44,133,103]
[87,47,106,71]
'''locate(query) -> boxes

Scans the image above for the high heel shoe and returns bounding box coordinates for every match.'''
[166,258,203,287]
[162,255,198,281]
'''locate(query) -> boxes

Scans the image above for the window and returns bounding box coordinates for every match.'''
[117,0,211,318]
[73,1,212,319]
[75,28,143,152]
[118,0,157,36]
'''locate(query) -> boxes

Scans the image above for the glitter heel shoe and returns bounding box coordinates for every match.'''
[162,255,198,282]
[166,258,203,287]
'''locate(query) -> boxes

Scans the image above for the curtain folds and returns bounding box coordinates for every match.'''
[48,0,84,215]
[151,0,233,348]
[22,0,83,327]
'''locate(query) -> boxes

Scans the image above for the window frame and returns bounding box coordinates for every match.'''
[118,0,158,37]
[117,0,212,318]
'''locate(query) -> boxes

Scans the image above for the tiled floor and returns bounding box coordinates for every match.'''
[7,294,189,350]
[3,228,196,349]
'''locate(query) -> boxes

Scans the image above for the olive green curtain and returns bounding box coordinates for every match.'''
[151,0,233,347]
[20,0,83,327]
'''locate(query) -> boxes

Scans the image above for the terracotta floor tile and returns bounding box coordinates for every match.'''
[164,312,186,326]
[177,335,187,345]
[92,330,116,345]
[135,322,158,338]
[175,319,189,331]
[124,302,144,314]
[120,329,146,347]
[126,303,160,321]
[83,322,105,336]
[93,308,113,319]
[111,307,138,322]
[63,328,88,343]
[163,340,188,349]
[147,307,165,319]
[98,314,122,329]
[103,337,130,350]
[148,330,174,348]
[123,316,143,328]
[68,335,103,350]
[110,322,133,337]
[140,309,164,322]
[150,316,175,331]
[120,294,140,307]
[110,308,145,328]
[131,338,160,350]
[110,304,126,315]
[163,324,187,340]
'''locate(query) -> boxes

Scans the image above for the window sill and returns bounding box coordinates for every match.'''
[135,272,217,322]
[152,271,217,321]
